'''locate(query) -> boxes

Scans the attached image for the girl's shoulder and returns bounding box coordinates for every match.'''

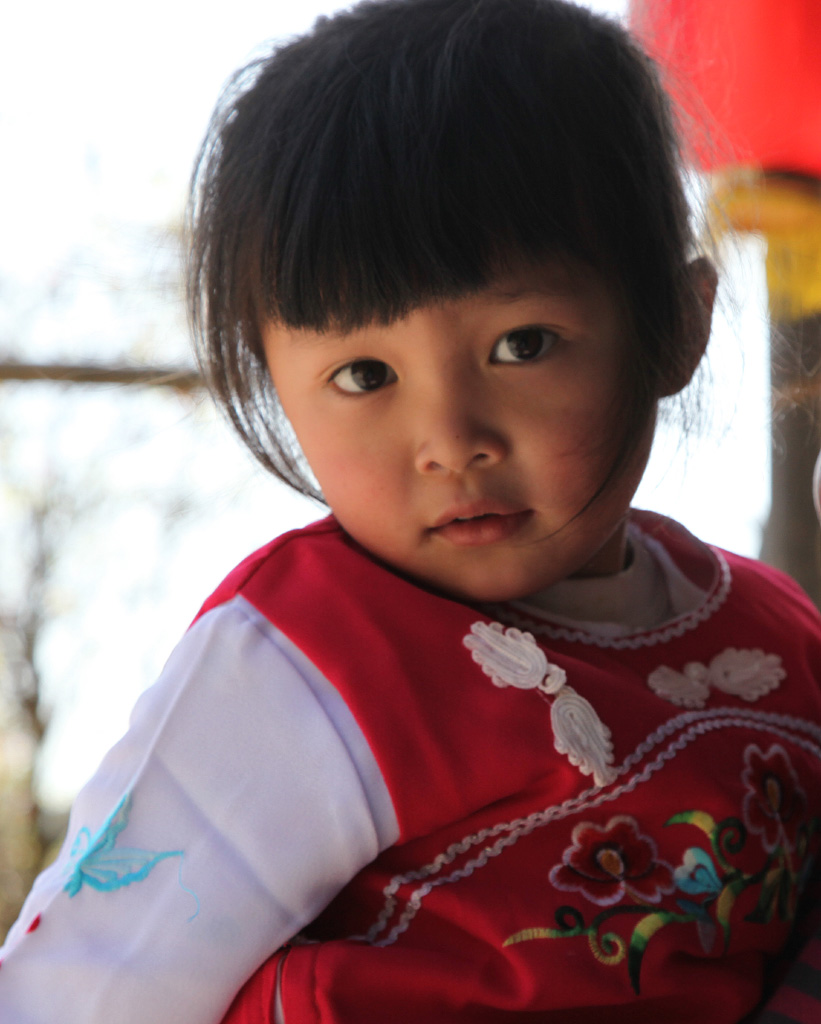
[192,515,345,622]
[640,509,820,621]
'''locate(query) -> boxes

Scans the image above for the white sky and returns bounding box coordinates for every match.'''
[1,0,772,806]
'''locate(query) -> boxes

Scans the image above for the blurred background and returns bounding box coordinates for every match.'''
[0,0,807,937]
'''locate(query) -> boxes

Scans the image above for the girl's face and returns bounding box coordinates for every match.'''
[262,261,653,603]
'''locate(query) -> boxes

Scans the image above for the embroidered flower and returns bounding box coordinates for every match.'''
[796,831,816,894]
[742,744,807,852]
[673,848,722,952]
[549,815,675,907]
[674,846,722,899]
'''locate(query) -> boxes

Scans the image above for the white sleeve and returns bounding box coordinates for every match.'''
[0,596,399,1024]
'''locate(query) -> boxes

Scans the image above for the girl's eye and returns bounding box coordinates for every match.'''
[492,327,557,364]
[331,359,397,394]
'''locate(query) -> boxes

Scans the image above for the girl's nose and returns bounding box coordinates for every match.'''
[413,395,507,475]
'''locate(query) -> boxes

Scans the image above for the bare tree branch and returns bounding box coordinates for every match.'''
[0,361,204,392]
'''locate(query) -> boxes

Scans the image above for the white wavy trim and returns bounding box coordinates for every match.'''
[648,648,785,709]
[484,548,731,650]
[355,707,821,948]
[463,622,613,786]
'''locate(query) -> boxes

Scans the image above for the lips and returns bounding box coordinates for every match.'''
[429,508,532,546]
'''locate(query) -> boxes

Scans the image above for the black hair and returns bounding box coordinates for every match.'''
[188,0,704,502]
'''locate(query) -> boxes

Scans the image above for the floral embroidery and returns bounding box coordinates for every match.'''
[504,744,818,994]
[672,846,723,953]
[64,793,199,918]
[742,744,807,853]
[360,709,821,948]
[648,648,784,708]
[464,621,616,786]
[549,816,675,907]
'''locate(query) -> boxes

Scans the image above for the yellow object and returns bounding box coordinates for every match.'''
[711,170,821,321]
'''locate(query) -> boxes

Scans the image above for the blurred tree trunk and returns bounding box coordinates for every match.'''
[0,495,65,939]
[760,314,821,607]
[0,361,201,390]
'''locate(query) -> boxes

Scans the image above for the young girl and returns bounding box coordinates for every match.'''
[2,0,820,1021]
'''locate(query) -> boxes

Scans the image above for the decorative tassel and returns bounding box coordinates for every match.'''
[464,622,615,787]
[551,686,616,787]
[648,648,784,709]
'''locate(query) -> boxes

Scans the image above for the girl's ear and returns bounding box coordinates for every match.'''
[659,256,718,397]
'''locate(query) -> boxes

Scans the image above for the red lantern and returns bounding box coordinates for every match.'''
[631,0,821,178]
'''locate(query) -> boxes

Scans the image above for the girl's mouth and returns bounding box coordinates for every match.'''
[430,510,532,546]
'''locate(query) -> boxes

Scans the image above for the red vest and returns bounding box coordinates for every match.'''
[209,515,821,1023]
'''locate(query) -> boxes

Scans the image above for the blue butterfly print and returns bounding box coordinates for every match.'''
[63,792,199,918]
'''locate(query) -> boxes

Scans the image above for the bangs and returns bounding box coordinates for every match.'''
[193,0,661,335]
[255,27,603,332]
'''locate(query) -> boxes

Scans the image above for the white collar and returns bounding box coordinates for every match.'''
[518,522,708,638]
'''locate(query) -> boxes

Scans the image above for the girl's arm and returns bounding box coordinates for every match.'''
[0,597,398,1024]
[750,916,821,1023]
